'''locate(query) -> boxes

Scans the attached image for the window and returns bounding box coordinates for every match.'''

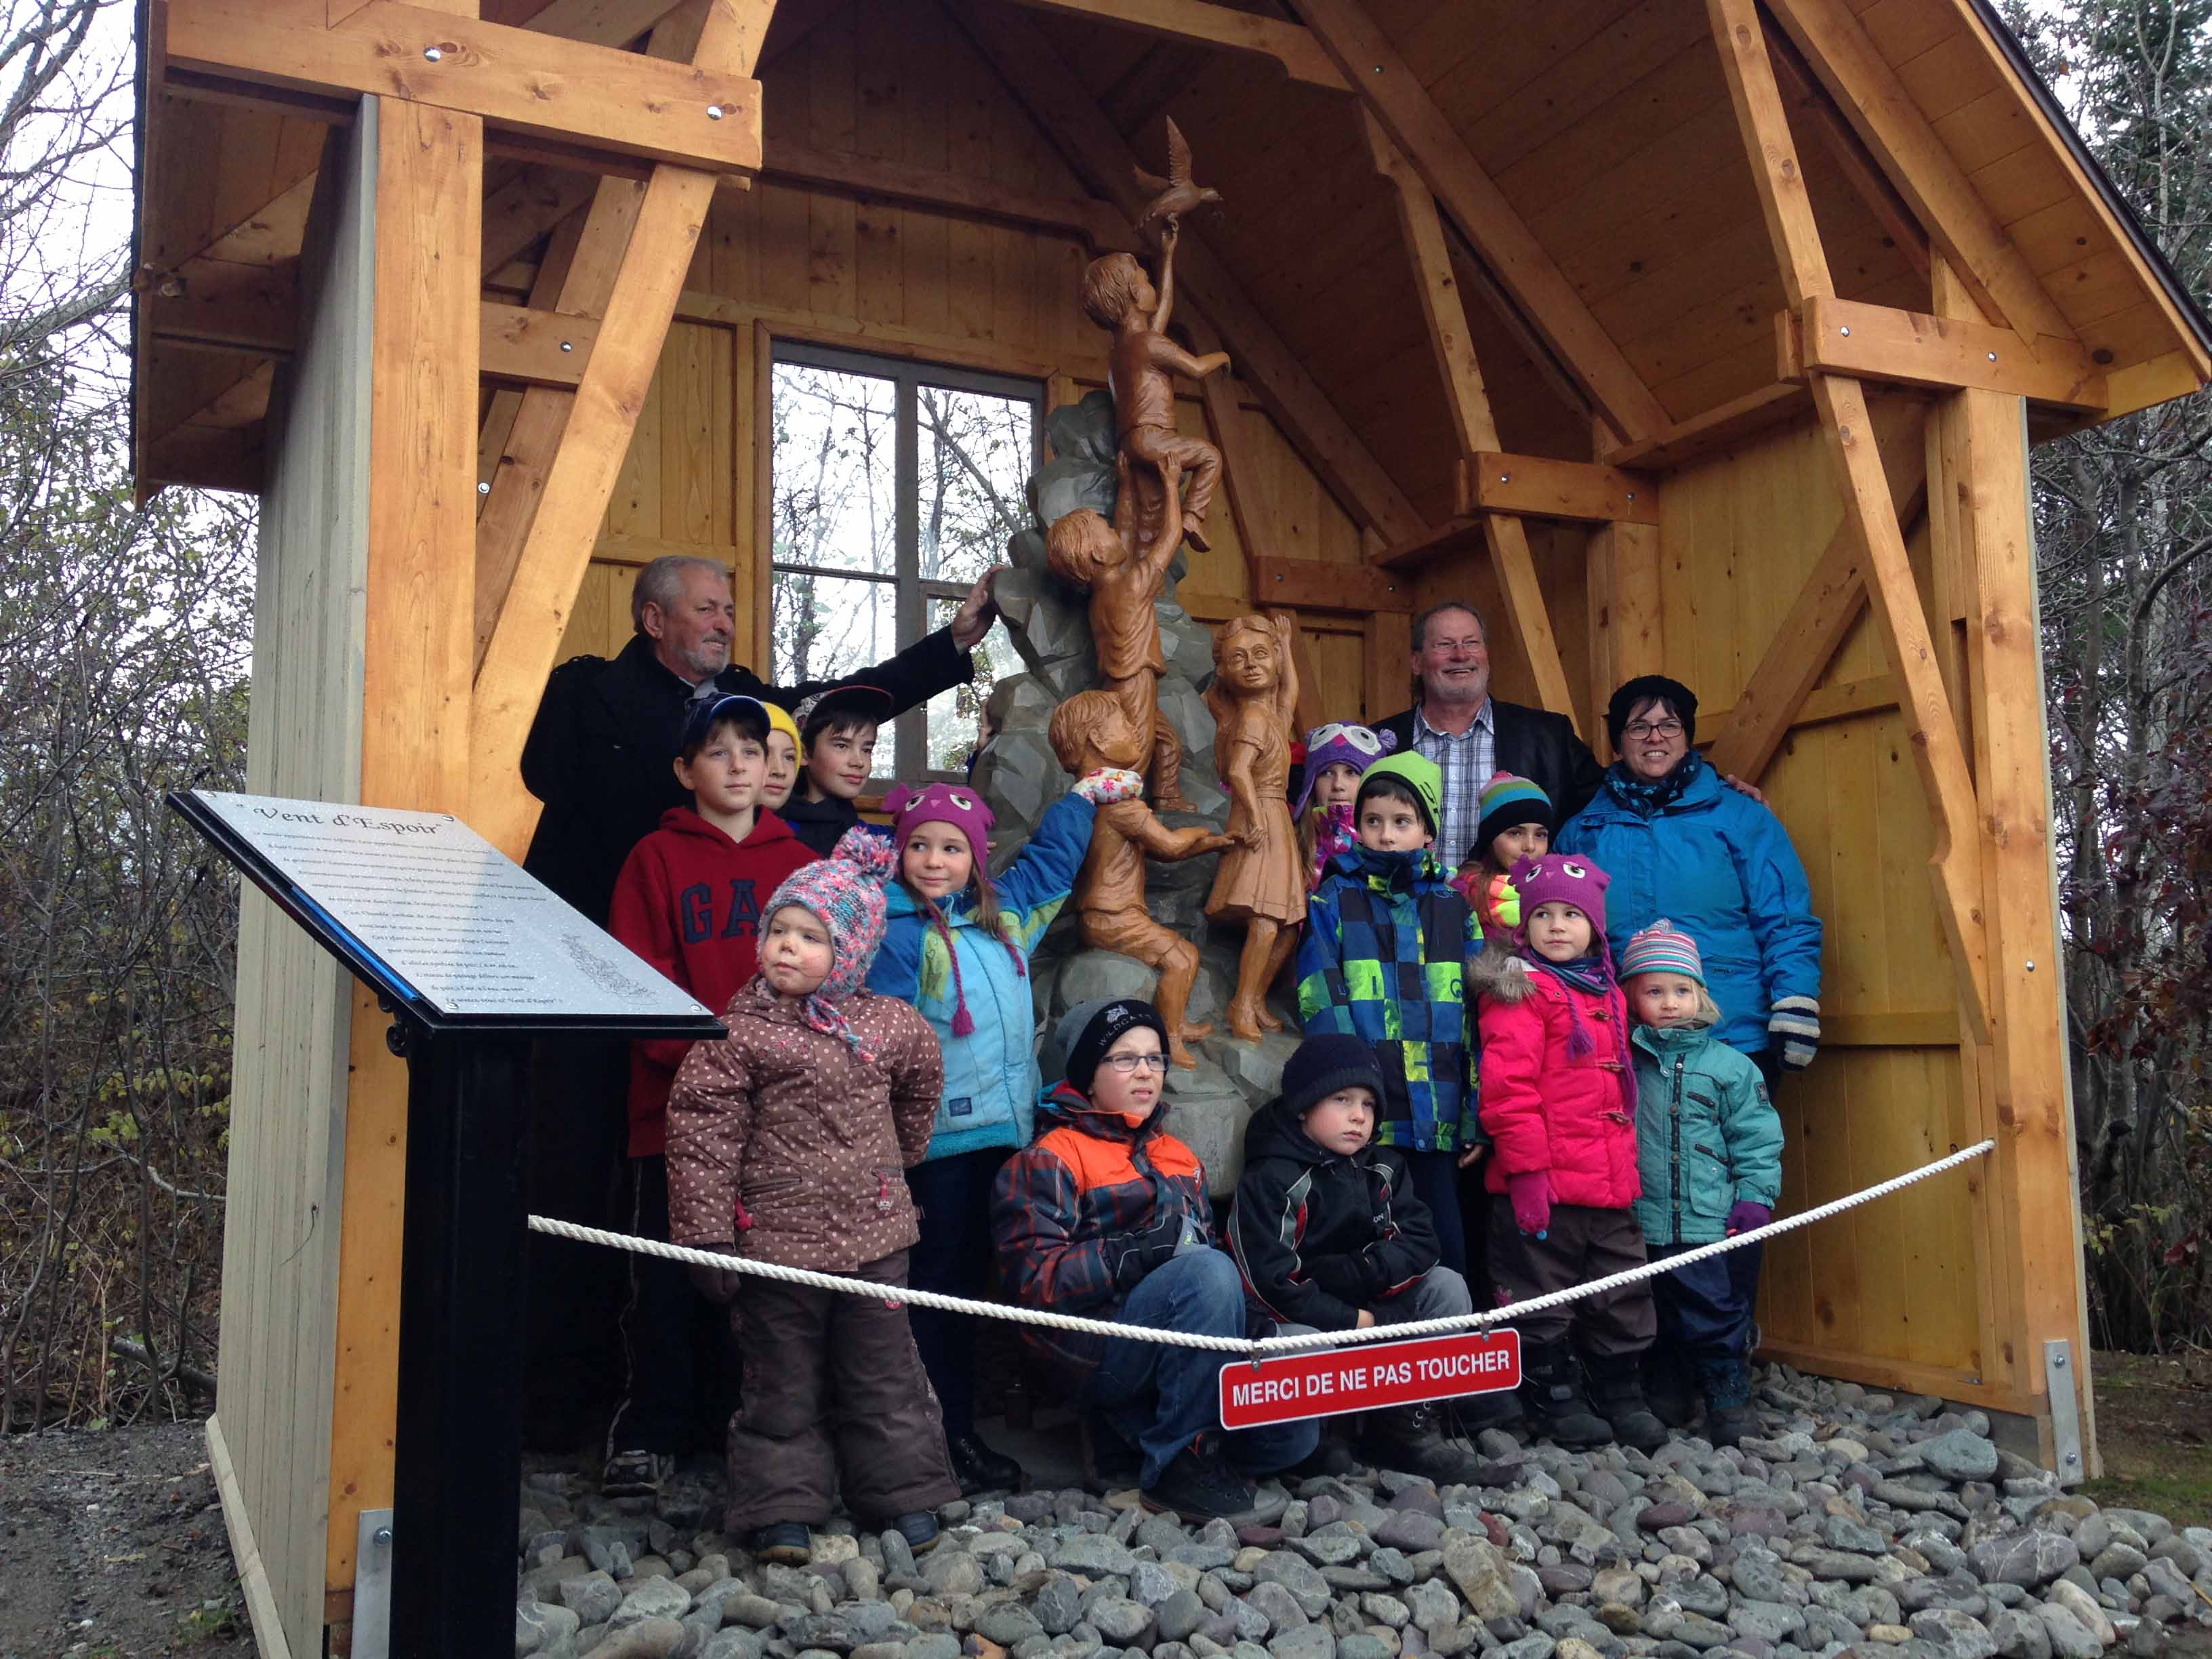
[769,343,1040,780]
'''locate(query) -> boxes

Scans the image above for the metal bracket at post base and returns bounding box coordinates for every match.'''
[353,1507,394,1659]
[2043,1339,2085,1486]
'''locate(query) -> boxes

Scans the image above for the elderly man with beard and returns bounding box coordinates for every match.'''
[518,552,1002,1461]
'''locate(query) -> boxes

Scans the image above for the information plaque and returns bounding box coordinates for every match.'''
[172,788,716,1033]
[173,787,724,1659]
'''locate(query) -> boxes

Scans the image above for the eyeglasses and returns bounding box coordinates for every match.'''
[1100,1052,1170,1075]
[1622,719,1685,740]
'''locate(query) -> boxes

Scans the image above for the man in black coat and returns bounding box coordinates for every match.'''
[1374,600,1605,872]
[522,554,1003,926]
[519,552,1002,1457]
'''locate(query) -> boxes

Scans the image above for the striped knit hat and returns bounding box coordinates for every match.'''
[1620,918,1705,985]
[1475,771,1555,856]
[763,825,898,1059]
[883,781,1023,1038]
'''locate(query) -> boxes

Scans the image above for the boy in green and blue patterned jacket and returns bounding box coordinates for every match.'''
[1295,752,1483,1273]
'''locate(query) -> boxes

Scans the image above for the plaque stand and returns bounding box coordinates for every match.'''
[171,791,724,1659]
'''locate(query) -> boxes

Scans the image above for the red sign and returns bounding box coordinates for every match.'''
[1218,1329,1522,1429]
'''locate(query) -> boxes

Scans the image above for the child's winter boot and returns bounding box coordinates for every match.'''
[1698,1356,1757,1448]
[1519,1343,1612,1450]
[1641,1345,1699,1429]
[1357,1403,1491,1484]
[1583,1352,1670,1453]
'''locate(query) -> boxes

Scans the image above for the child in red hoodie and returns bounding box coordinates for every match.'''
[602,691,815,1496]
[1470,852,1667,1456]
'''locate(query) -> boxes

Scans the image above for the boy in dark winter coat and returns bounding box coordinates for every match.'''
[602,693,817,1496]
[1472,853,1667,1454]
[1295,752,1482,1274]
[993,999,1317,1521]
[781,684,895,856]
[668,830,958,1561]
[1620,921,1782,1447]
[1228,1033,1488,1482]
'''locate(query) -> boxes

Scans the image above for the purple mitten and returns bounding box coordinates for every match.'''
[1507,1170,1555,1239]
[1726,1200,1772,1237]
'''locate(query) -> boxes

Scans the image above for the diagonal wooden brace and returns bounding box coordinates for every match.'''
[470,1,773,857]
[1708,0,1990,1040]
[1360,108,1578,726]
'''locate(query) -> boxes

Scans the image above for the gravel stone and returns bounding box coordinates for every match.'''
[2033,1603,2104,1659]
[562,1572,624,1627]
[1971,1534,2081,1590]
[1269,1628,1336,1659]
[1910,1608,1999,1659]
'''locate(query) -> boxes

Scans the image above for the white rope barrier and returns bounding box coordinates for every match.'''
[530,1139,1994,1361]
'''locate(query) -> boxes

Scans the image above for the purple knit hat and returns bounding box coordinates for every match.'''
[1292,722,1396,817]
[763,825,898,1059]
[1508,852,1613,954]
[882,781,1023,1038]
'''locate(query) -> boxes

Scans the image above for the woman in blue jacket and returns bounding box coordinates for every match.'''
[1557,676,1823,1085]
[867,772,1119,1492]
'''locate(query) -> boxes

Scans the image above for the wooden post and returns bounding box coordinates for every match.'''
[1925,261,2100,1472]
[324,85,484,1631]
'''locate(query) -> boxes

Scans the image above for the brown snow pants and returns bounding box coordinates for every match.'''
[724,1248,960,1530]
[1487,1202,1657,1357]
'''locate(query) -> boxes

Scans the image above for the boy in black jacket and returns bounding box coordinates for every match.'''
[1228,1034,1490,1481]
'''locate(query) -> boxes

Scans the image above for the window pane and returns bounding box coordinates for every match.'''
[773,571,897,739]
[772,363,898,575]
[924,598,1008,776]
[917,384,1035,590]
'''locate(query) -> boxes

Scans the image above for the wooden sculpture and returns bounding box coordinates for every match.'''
[1204,612,1303,1043]
[1047,455,1190,809]
[1078,119,1230,559]
[1048,691,1235,1068]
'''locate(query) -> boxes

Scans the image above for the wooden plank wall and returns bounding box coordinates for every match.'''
[1652,407,1996,1401]
[536,0,1389,724]
[211,109,375,1659]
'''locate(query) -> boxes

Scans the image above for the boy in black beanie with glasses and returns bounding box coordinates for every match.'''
[1228,1033,1493,1481]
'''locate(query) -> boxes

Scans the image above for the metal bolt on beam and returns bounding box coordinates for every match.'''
[477,481,491,495]
[1988,351,1999,363]
[706,105,724,121]
[424,46,442,62]
[560,341,573,353]
[1839,325,1851,337]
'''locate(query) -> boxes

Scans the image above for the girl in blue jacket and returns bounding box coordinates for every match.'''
[1558,676,1823,1083]
[867,771,1126,1492]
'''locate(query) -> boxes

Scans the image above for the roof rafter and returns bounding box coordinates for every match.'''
[994,0,1347,91]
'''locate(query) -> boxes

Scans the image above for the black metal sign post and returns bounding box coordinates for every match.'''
[169,790,724,1659]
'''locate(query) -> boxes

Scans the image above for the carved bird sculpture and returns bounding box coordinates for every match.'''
[1132,117,1221,243]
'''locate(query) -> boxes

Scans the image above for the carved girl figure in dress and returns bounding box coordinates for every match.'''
[1203,612,1303,1043]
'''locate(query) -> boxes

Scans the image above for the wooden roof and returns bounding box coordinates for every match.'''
[131,0,2212,509]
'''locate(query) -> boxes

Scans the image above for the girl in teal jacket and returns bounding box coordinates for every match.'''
[865,771,1124,1492]
[1620,920,1782,1448]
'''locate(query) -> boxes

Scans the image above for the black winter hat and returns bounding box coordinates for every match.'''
[1606,674,1699,750]
[1058,997,1170,1096]
[1279,1033,1387,1122]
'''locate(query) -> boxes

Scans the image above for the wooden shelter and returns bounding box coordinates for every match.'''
[130,0,2212,1653]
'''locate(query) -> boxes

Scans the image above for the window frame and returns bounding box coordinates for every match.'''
[767,339,1043,781]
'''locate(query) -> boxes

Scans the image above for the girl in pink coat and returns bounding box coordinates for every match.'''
[1471,852,1667,1454]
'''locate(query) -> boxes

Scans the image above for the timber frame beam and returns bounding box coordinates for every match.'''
[1288,0,1671,448]
[1781,295,2108,411]
[995,0,1349,91]
[1707,0,1990,1042]
[161,0,764,176]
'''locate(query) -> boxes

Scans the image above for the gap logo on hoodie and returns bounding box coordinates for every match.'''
[680,878,764,943]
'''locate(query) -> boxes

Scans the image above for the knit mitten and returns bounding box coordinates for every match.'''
[1507,1169,1555,1239]
[1073,767,1145,805]
[1768,996,1820,1070]
[1726,1200,1772,1237]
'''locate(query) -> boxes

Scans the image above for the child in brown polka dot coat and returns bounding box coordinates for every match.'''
[668,829,958,1559]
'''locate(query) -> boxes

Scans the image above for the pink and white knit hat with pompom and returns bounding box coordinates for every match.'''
[763,825,897,1058]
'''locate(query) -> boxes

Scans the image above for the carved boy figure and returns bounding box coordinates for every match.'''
[1046,457,1190,809]
[1048,691,1234,1069]
[1078,222,1230,555]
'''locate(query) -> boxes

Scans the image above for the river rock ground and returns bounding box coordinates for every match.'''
[510,1365,2212,1659]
